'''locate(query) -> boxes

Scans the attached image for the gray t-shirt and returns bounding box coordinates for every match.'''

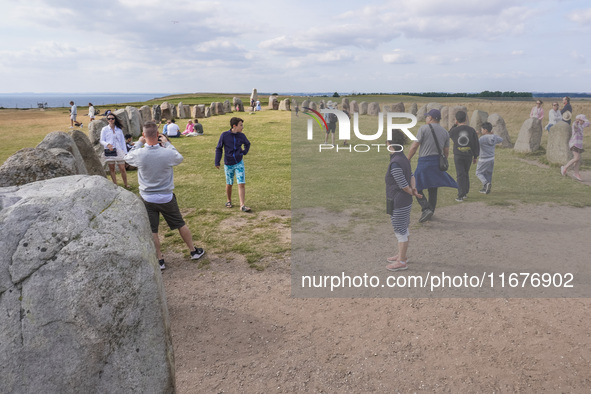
[415,122,450,157]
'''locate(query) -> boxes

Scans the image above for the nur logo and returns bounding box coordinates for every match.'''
[303,108,418,142]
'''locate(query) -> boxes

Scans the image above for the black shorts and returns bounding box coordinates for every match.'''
[142,194,186,233]
[327,123,336,134]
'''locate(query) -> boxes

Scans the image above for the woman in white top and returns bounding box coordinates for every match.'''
[545,102,562,131]
[100,114,130,188]
[88,103,95,122]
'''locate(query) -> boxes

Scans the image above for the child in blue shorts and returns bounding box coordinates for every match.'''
[215,117,251,211]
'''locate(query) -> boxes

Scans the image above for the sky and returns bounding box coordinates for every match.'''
[1,0,590,94]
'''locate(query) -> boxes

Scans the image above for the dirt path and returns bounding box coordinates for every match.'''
[164,203,591,392]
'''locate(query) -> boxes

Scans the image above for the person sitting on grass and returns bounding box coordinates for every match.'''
[215,117,251,212]
[475,122,503,194]
[182,120,194,136]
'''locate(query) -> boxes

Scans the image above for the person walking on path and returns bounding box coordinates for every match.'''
[407,109,458,223]
[449,111,480,202]
[475,122,503,194]
[125,121,205,270]
[215,117,251,212]
[561,114,590,181]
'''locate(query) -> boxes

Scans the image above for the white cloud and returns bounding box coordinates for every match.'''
[568,8,591,24]
[383,50,415,64]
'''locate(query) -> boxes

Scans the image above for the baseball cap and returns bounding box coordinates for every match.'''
[426,109,441,121]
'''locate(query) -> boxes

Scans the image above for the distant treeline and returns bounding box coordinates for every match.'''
[351,91,534,98]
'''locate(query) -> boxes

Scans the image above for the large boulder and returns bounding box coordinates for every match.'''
[0,148,76,187]
[470,110,489,135]
[279,99,291,111]
[441,106,449,130]
[192,104,206,119]
[409,103,418,116]
[350,100,359,114]
[37,131,87,175]
[341,98,350,113]
[69,130,106,177]
[223,100,233,114]
[113,109,131,136]
[161,102,173,120]
[301,100,310,112]
[488,113,513,148]
[269,96,279,110]
[426,102,443,112]
[368,102,380,116]
[139,105,152,127]
[449,106,468,130]
[417,104,428,121]
[233,97,244,112]
[546,121,573,164]
[250,88,258,103]
[177,102,186,118]
[204,106,212,118]
[152,105,162,122]
[125,106,142,137]
[391,102,405,113]
[0,175,175,393]
[308,101,317,111]
[514,117,543,153]
[359,102,368,115]
[89,119,108,149]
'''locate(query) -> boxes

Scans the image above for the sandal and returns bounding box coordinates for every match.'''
[225,201,233,208]
[386,261,408,272]
[240,206,251,212]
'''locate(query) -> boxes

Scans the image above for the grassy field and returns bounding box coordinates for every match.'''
[1,94,590,269]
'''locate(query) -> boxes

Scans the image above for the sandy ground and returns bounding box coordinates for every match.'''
[163,200,591,393]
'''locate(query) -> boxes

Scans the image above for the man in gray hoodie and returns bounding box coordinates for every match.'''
[125,121,205,270]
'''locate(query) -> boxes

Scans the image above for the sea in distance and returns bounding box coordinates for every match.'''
[0,93,174,109]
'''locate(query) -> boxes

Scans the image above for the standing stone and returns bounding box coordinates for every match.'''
[409,103,418,116]
[488,113,513,148]
[269,96,279,110]
[546,121,573,164]
[308,102,318,111]
[279,99,291,111]
[250,88,258,103]
[152,105,162,122]
[417,104,428,121]
[383,105,392,113]
[0,175,176,394]
[233,97,244,112]
[449,106,468,130]
[69,130,106,177]
[470,110,489,135]
[391,102,405,113]
[161,102,173,120]
[37,131,87,175]
[426,102,443,112]
[139,105,152,127]
[514,118,543,153]
[301,100,310,112]
[319,100,326,110]
[89,119,108,147]
[191,105,205,118]
[177,102,186,118]
[215,102,225,115]
[341,98,350,113]
[350,100,359,114]
[359,102,368,115]
[368,102,380,116]
[223,100,233,113]
[440,106,449,129]
[125,106,142,137]
[0,148,77,187]
[204,107,212,118]
[113,109,131,136]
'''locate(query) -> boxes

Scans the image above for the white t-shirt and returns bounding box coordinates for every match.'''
[167,124,180,137]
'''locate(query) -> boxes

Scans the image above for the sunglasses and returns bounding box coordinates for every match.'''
[107,117,115,120]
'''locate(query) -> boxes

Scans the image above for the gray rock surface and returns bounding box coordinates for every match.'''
[341,98,350,113]
[0,148,76,187]
[269,96,279,110]
[161,102,173,120]
[233,97,244,112]
[177,102,186,118]
[250,88,258,103]
[279,99,291,111]
[204,107,212,118]
[125,106,142,137]
[391,102,405,113]
[36,131,87,175]
[113,109,131,136]
[514,117,543,153]
[449,106,468,130]
[359,102,368,115]
[69,130,106,177]
[192,104,206,118]
[139,105,152,127]
[223,100,233,114]
[0,175,175,394]
[301,100,310,112]
[350,100,359,114]
[152,105,162,122]
[470,110,489,135]
[546,121,573,164]
[368,102,380,116]
[488,113,513,148]
[409,103,418,116]
[441,106,449,130]
[417,104,428,121]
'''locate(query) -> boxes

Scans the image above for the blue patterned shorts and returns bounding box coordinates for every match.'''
[224,160,245,185]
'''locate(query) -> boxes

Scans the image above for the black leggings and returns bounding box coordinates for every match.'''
[416,187,438,212]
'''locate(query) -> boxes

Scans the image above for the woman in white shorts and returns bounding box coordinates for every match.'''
[100,114,130,188]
